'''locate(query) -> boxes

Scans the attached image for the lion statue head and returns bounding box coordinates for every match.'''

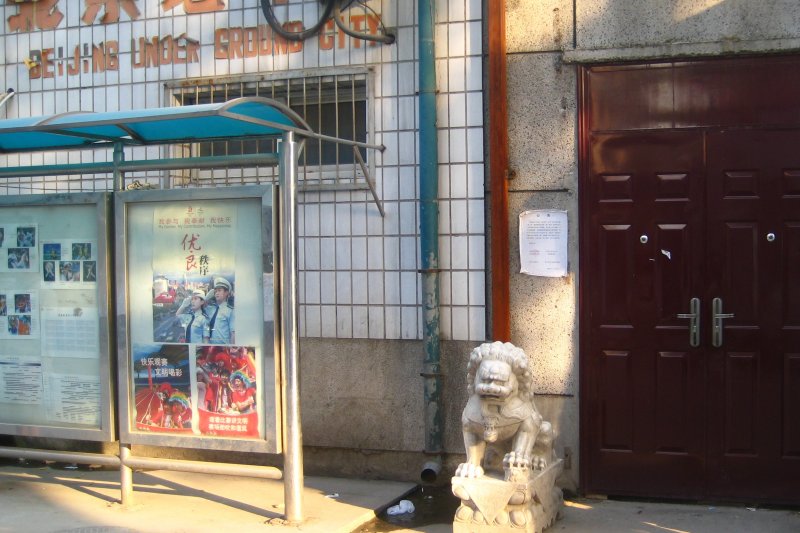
[465,341,534,404]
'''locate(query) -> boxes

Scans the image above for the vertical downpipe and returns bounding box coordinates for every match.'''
[419,0,443,466]
[487,0,510,341]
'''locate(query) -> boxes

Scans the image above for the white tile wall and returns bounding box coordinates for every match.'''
[0,0,486,342]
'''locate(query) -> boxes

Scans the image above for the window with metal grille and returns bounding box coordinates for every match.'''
[169,70,370,185]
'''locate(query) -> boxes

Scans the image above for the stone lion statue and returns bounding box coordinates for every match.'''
[455,341,554,479]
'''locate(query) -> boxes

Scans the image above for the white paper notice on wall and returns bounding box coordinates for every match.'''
[519,210,568,277]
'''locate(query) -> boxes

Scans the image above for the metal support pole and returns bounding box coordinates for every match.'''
[279,131,303,523]
[119,443,133,506]
[113,143,124,191]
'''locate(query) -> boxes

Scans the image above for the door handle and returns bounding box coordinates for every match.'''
[677,297,701,347]
[712,297,734,347]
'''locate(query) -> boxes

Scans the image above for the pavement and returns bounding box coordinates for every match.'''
[1,460,799,533]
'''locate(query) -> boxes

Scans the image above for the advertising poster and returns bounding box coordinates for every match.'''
[195,345,258,438]
[0,224,39,273]
[151,205,236,345]
[132,343,192,433]
[0,289,39,339]
[40,239,98,287]
[123,192,274,448]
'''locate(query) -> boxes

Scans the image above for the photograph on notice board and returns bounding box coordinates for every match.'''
[40,239,97,288]
[132,343,193,433]
[0,224,38,273]
[195,345,258,438]
[0,290,39,339]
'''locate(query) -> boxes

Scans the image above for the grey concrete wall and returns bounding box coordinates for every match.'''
[575,0,800,51]
[297,338,473,480]
[504,0,581,489]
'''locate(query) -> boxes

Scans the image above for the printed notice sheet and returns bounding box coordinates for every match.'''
[0,356,44,404]
[41,307,100,358]
[45,373,101,426]
[519,210,568,277]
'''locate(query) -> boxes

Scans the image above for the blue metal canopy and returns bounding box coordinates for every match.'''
[0,97,312,154]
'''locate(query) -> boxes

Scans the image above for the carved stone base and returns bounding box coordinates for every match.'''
[452,459,563,533]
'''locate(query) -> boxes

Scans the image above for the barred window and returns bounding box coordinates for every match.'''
[169,69,371,187]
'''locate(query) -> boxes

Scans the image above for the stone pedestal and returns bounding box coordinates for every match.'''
[452,459,563,533]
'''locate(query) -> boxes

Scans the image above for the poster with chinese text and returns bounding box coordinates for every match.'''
[132,343,192,433]
[195,345,259,438]
[151,205,236,344]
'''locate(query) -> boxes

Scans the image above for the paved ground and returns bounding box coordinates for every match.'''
[0,461,415,533]
[358,493,800,533]
[1,460,799,533]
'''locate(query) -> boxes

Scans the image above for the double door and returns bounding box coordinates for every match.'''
[584,128,800,503]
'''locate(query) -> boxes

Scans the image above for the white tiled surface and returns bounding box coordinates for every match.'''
[0,0,486,341]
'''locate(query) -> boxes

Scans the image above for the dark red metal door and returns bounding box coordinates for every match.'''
[585,130,707,498]
[581,56,800,504]
[584,128,800,503]
[705,129,800,503]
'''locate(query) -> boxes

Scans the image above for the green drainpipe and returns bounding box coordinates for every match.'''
[418,0,443,480]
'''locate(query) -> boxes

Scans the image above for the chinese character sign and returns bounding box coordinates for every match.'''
[151,205,236,344]
[132,343,192,433]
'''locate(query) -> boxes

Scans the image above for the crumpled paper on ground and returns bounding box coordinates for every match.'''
[386,499,415,515]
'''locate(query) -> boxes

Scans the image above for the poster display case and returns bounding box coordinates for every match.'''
[0,193,114,441]
[116,186,280,453]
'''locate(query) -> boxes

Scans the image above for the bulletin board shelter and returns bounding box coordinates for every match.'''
[0,96,382,520]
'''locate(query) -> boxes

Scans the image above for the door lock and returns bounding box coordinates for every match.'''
[677,297,701,347]
[712,297,734,347]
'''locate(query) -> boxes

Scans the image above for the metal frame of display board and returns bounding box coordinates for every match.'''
[114,185,281,453]
[0,192,114,442]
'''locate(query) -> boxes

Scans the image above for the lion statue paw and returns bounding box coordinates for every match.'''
[455,462,485,478]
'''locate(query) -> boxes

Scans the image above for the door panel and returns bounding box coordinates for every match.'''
[586,131,706,497]
[705,130,800,503]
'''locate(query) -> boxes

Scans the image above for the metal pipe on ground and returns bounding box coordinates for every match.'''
[0,446,120,467]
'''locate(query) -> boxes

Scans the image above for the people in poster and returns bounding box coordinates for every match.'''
[17,315,31,335]
[16,227,35,248]
[72,242,91,260]
[0,295,6,316]
[229,370,256,414]
[83,261,96,282]
[207,277,235,345]
[132,344,192,433]
[8,248,30,269]
[14,294,31,313]
[59,261,81,281]
[194,345,258,437]
[43,261,56,282]
[42,243,60,260]
[175,288,209,343]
